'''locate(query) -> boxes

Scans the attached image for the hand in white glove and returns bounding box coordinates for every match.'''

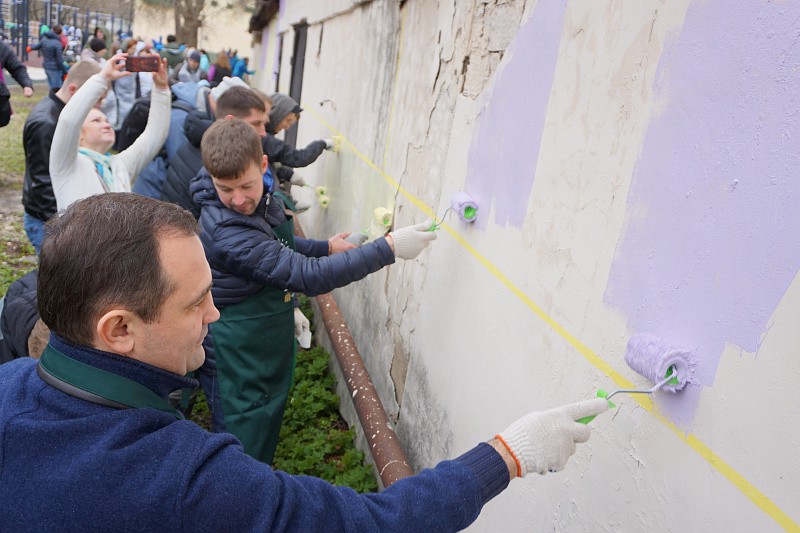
[496,398,608,477]
[324,138,335,150]
[289,173,306,187]
[294,308,311,349]
[387,220,437,260]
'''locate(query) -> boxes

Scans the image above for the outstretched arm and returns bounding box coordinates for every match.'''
[114,57,170,179]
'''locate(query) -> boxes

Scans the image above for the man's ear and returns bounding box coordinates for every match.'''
[95,309,138,355]
[224,114,235,121]
[67,83,79,97]
[261,154,268,173]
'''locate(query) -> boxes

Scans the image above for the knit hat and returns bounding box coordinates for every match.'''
[188,50,201,62]
[210,76,249,101]
[89,37,106,53]
[267,93,302,134]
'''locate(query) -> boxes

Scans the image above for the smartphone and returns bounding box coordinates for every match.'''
[125,56,161,72]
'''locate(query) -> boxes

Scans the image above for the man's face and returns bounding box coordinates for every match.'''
[240,108,268,137]
[138,234,219,375]
[275,112,298,133]
[212,158,267,216]
[188,59,200,70]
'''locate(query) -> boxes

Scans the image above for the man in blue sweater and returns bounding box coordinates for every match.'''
[0,193,608,531]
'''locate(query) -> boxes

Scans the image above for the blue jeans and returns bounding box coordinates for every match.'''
[23,213,45,255]
[45,68,63,89]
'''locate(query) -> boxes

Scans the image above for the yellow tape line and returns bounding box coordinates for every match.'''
[302,106,799,531]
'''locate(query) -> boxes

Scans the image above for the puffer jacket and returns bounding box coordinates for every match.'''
[0,270,39,364]
[190,171,395,307]
[160,109,213,217]
[30,32,67,73]
[263,134,327,185]
[0,41,33,91]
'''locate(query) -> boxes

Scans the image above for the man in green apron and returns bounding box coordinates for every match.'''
[191,119,439,464]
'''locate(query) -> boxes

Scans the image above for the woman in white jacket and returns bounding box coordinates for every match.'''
[50,52,170,211]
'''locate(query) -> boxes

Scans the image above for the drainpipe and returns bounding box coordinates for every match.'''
[294,221,414,487]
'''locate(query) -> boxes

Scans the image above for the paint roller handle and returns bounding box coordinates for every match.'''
[576,389,616,424]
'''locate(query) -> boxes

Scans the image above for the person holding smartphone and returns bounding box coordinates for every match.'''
[49,52,171,211]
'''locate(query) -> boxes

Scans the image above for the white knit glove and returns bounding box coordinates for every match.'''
[388,220,437,260]
[294,308,311,349]
[324,138,335,150]
[497,398,608,477]
[289,173,306,187]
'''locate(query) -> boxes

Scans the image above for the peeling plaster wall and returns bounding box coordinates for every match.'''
[265,0,800,530]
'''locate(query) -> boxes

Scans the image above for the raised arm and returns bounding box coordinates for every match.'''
[114,57,170,178]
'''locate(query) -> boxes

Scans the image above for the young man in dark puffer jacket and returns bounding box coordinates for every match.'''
[191,119,438,465]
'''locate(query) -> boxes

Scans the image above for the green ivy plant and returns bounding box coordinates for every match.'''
[190,297,378,493]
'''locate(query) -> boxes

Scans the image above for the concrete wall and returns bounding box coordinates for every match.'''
[257,1,800,530]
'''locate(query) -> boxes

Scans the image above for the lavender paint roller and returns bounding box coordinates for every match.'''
[577,333,696,424]
[450,191,478,222]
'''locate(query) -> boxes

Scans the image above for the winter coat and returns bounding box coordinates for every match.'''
[170,61,205,84]
[0,334,507,530]
[190,171,396,307]
[30,32,67,73]
[160,109,213,217]
[263,135,326,184]
[0,41,33,91]
[22,90,65,221]
[211,66,232,86]
[158,42,183,69]
[0,271,38,364]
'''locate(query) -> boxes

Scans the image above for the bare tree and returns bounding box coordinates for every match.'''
[140,0,251,48]
[174,0,205,47]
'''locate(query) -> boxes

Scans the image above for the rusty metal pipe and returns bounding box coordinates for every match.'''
[294,221,413,486]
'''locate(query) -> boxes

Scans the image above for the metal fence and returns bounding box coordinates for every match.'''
[1,0,130,61]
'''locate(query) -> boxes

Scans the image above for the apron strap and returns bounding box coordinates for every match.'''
[37,344,183,420]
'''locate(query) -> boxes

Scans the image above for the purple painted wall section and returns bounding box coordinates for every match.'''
[464,0,568,228]
[606,1,800,427]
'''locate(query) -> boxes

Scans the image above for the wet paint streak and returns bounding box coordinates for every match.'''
[606,1,800,426]
[465,0,568,228]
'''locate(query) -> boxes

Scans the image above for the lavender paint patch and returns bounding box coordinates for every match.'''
[606,1,800,426]
[464,0,568,229]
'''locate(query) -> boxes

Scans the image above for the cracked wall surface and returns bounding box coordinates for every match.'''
[257,0,800,530]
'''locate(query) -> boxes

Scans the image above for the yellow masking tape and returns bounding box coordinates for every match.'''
[302,107,799,531]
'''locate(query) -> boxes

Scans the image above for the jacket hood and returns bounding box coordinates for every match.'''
[171,81,199,106]
[42,31,60,39]
[190,169,219,209]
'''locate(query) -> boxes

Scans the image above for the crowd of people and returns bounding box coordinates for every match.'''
[0,30,609,530]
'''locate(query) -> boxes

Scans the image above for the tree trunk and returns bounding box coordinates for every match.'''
[174,0,204,48]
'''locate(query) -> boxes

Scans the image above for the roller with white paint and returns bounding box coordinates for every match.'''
[577,333,696,424]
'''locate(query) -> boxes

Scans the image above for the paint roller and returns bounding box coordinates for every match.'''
[342,207,393,245]
[365,207,392,239]
[577,333,697,424]
[450,191,478,223]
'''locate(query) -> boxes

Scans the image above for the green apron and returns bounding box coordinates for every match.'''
[37,343,182,419]
[212,215,297,464]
